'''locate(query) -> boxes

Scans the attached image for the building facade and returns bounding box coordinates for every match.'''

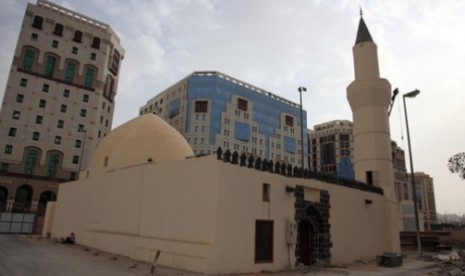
[140,71,307,168]
[308,120,354,178]
[408,172,437,230]
[0,0,124,214]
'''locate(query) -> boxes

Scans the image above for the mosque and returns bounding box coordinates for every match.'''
[43,15,401,274]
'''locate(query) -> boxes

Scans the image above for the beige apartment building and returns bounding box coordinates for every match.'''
[0,0,124,216]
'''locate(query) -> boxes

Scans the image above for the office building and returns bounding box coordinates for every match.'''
[140,71,307,168]
[408,172,437,230]
[0,0,124,215]
[308,120,354,178]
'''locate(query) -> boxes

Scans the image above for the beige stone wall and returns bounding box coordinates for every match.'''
[49,155,394,274]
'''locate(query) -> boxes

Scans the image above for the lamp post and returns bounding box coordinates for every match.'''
[403,89,422,257]
[298,86,307,169]
[79,129,87,173]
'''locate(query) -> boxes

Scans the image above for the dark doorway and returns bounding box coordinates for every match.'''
[298,221,311,265]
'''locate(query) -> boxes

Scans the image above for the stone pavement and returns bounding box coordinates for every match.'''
[0,235,446,275]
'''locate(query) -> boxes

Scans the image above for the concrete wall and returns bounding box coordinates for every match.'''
[49,155,394,274]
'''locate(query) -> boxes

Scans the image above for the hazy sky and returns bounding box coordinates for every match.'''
[1,0,464,214]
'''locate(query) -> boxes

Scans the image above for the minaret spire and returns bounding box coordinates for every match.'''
[355,10,373,45]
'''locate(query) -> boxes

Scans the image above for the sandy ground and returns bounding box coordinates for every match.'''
[0,235,445,276]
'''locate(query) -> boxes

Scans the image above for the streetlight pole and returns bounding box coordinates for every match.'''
[403,89,422,257]
[79,129,87,173]
[298,86,307,169]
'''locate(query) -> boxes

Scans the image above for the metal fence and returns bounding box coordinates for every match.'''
[0,212,36,234]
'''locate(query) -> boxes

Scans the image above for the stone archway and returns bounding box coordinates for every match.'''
[297,206,325,265]
[294,187,331,266]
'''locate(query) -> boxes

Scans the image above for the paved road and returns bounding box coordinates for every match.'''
[0,235,442,276]
[0,235,154,276]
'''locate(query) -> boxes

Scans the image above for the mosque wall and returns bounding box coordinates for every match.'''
[47,155,393,274]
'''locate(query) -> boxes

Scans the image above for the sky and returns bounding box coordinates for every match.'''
[1,0,464,215]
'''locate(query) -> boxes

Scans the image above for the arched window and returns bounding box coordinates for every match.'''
[73,30,83,43]
[84,66,97,88]
[44,54,58,77]
[38,190,57,215]
[104,75,114,100]
[64,60,78,83]
[91,37,101,49]
[32,16,43,29]
[0,186,8,212]
[47,152,61,178]
[53,23,64,36]
[13,185,33,212]
[22,48,37,72]
[24,149,39,175]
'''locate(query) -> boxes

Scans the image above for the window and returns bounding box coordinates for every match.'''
[91,37,100,49]
[8,128,17,137]
[44,56,57,77]
[60,105,67,113]
[262,183,270,202]
[47,153,60,178]
[22,49,36,71]
[54,136,61,145]
[42,84,49,92]
[53,23,63,36]
[366,171,373,185]
[4,145,13,155]
[80,109,87,117]
[72,155,79,164]
[109,49,120,75]
[284,136,296,153]
[238,98,248,111]
[73,30,83,43]
[63,89,70,97]
[70,172,77,180]
[195,101,208,113]
[255,220,273,263]
[32,132,40,141]
[72,47,78,54]
[84,67,95,88]
[90,53,96,60]
[77,124,84,132]
[0,163,8,173]
[52,40,59,48]
[12,111,20,120]
[39,99,46,108]
[285,115,294,127]
[24,150,38,175]
[82,94,89,102]
[235,122,250,142]
[32,16,43,29]
[16,94,24,103]
[30,33,38,42]
[20,78,27,87]
[57,120,64,128]
[75,140,82,148]
[64,61,76,82]
[35,115,43,124]
[168,98,180,118]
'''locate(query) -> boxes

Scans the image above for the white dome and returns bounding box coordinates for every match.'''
[88,114,193,173]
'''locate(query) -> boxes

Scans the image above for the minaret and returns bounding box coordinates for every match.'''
[347,12,400,252]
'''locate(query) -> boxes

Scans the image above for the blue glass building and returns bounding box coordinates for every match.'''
[140,71,307,168]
